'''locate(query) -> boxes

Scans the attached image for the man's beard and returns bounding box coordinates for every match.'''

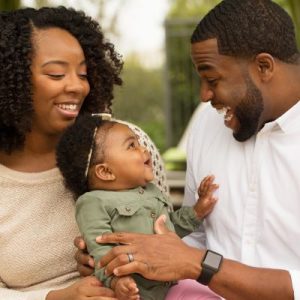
[233,75,264,142]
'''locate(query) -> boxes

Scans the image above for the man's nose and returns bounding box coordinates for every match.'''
[200,82,214,102]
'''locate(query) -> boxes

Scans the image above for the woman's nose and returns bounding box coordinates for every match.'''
[65,73,89,94]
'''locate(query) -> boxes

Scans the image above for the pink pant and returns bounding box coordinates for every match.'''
[165,279,222,300]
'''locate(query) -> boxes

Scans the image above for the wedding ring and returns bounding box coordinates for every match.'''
[127,253,134,263]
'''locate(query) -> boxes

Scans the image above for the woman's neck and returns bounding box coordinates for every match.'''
[0,132,61,172]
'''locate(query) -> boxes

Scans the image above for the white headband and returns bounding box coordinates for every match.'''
[84,113,112,178]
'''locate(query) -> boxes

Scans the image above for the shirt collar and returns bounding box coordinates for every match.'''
[260,100,300,134]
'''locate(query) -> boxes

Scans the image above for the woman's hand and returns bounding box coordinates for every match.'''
[98,215,204,282]
[74,236,95,276]
[46,276,117,300]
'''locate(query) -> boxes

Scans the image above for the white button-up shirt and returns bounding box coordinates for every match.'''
[183,102,300,299]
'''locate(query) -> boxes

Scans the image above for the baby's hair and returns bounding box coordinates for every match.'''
[191,0,299,63]
[56,114,116,198]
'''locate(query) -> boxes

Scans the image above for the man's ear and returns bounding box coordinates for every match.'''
[94,163,116,181]
[254,53,275,82]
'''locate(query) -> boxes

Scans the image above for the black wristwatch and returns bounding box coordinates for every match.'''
[197,249,223,285]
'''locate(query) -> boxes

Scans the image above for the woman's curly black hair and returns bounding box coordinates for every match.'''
[56,114,116,198]
[0,6,123,154]
[191,0,299,63]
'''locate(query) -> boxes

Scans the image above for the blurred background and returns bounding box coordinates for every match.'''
[1,0,299,204]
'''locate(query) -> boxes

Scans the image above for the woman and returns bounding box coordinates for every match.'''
[0,6,167,300]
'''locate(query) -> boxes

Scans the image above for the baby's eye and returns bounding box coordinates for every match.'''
[128,142,136,149]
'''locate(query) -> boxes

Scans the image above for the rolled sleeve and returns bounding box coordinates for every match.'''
[290,270,300,300]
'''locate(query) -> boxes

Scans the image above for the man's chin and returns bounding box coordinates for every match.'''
[233,129,255,142]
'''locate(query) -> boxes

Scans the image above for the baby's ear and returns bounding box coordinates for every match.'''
[94,163,116,181]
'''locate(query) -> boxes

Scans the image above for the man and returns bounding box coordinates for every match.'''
[77,1,300,299]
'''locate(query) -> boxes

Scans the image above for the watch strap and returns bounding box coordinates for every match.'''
[197,266,216,285]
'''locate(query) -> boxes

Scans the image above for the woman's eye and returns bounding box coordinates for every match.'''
[47,74,64,79]
[79,74,88,80]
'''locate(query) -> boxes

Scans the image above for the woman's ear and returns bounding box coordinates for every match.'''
[254,53,275,82]
[94,163,116,181]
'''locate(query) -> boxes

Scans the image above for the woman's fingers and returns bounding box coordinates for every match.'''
[74,236,95,276]
[74,235,86,249]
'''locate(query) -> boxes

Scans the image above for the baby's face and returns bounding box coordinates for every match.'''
[100,123,154,188]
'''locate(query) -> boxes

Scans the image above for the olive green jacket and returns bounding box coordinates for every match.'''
[76,183,202,300]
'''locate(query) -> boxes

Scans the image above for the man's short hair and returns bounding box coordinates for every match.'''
[191,0,299,63]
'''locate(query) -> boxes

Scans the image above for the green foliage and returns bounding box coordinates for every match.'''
[285,0,300,47]
[0,0,20,10]
[112,56,166,152]
[164,18,200,146]
[168,0,221,18]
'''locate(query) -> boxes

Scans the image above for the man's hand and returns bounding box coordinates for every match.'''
[74,236,95,276]
[97,215,204,282]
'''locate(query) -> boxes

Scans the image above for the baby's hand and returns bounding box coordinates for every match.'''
[194,175,219,219]
[113,275,140,300]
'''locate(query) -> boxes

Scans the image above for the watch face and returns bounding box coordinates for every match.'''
[203,251,223,270]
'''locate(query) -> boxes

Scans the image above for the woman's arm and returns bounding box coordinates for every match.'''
[46,277,116,300]
[0,277,116,300]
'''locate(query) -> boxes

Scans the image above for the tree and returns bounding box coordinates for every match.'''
[284,0,300,47]
[0,0,20,10]
[165,0,225,146]
[113,55,166,152]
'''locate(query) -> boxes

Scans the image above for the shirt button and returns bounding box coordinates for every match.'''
[151,212,156,218]
[125,207,131,212]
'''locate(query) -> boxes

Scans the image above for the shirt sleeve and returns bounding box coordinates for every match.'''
[290,270,300,300]
[75,195,114,287]
[169,206,202,238]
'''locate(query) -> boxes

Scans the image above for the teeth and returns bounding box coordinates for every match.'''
[216,106,230,115]
[216,107,228,115]
[216,106,233,122]
[57,104,78,111]
[225,113,233,122]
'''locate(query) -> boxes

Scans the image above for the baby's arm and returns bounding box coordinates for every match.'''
[111,276,140,300]
[75,194,116,287]
[194,175,219,219]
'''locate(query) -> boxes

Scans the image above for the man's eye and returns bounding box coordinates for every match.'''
[207,78,217,85]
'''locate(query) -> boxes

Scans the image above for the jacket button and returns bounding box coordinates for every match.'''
[125,207,131,212]
[139,188,144,194]
[151,212,156,218]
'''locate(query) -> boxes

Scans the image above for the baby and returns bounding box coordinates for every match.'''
[56,114,218,300]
